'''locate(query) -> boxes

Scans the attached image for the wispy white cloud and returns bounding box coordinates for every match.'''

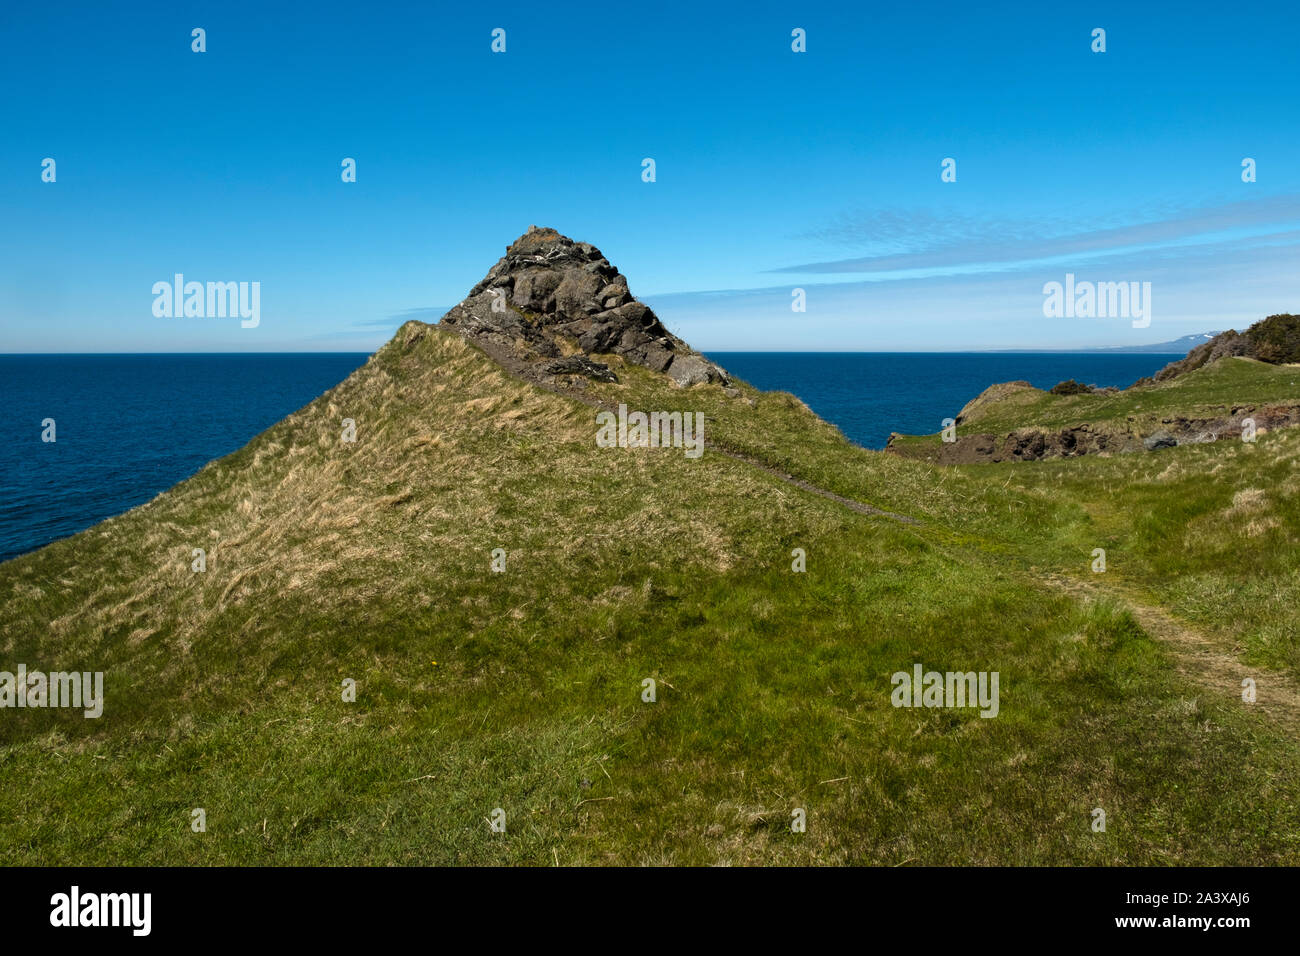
[371,306,453,326]
[648,236,1300,352]
[775,195,1300,275]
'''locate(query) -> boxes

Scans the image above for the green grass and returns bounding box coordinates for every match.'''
[1,324,1297,865]
[879,349,1300,680]
[890,356,1300,448]
[969,433,1300,678]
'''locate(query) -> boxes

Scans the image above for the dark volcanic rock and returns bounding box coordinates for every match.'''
[886,402,1300,464]
[541,356,619,383]
[887,312,1300,464]
[440,226,729,388]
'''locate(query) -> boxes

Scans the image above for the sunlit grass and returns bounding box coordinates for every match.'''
[1,324,1296,865]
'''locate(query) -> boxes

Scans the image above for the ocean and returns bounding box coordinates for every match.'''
[709,352,1177,449]
[0,351,1176,562]
[0,354,370,564]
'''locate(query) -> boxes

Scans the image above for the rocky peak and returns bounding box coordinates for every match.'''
[438,226,728,388]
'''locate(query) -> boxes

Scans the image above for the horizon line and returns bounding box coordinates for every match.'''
[0,348,1193,357]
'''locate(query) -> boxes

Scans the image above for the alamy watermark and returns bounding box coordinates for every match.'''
[152,274,260,328]
[50,886,150,935]
[1,665,103,718]
[596,404,703,458]
[1042,273,1151,328]
[891,664,1000,718]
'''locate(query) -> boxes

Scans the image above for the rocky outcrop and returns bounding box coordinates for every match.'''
[1142,432,1178,451]
[887,402,1300,464]
[893,312,1300,464]
[887,423,1136,464]
[437,226,728,388]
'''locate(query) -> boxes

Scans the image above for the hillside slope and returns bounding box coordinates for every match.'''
[1142,313,1300,384]
[2,233,1298,865]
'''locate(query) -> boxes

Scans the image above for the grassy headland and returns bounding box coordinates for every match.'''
[1,322,1297,865]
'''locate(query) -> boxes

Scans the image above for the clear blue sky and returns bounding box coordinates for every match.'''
[2,0,1297,352]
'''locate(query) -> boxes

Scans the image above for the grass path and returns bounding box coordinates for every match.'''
[466,334,923,525]
[698,438,921,524]
[1047,573,1300,732]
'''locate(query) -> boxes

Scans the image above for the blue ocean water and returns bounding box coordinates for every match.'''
[707,352,1178,449]
[0,354,369,563]
[0,351,1177,562]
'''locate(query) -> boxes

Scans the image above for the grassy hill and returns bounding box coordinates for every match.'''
[888,355,1300,462]
[2,322,1299,865]
[964,356,1300,433]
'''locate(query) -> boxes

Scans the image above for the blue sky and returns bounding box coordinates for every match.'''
[2,0,1297,352]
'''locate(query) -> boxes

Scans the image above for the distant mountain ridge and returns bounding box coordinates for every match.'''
[991,332,1221,354]
[1141,314,1300,384]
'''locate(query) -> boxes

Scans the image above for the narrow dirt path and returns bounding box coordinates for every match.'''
[703,438,920,524]
[463,333,921,526]
[479,333,1300,731]
[471,333,1300,731]
[1047,573,1300,731]
[563,389,919,524]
